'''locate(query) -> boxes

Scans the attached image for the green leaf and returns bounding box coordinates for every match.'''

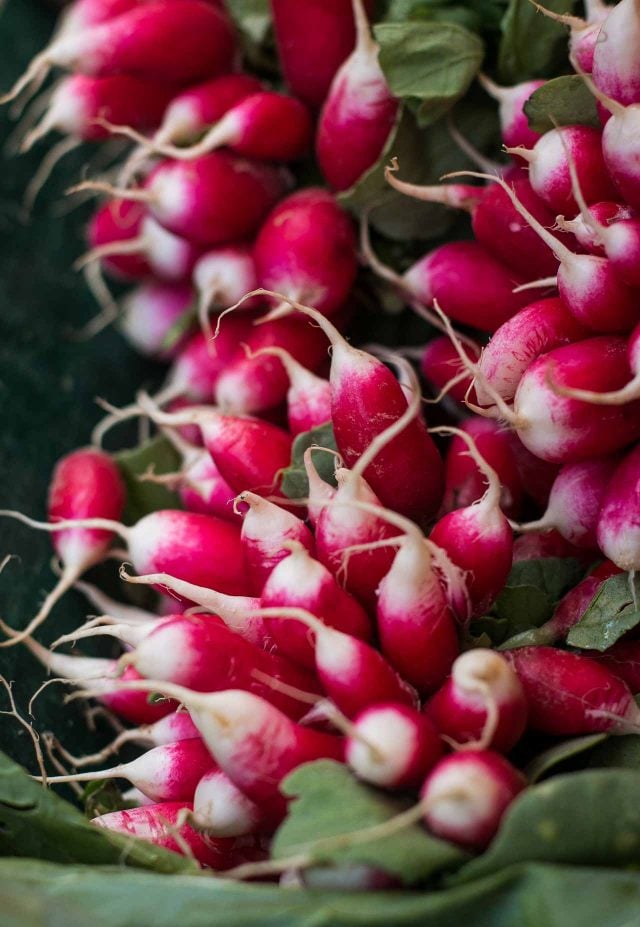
[82,780,130,819]
[0,751,198,873]
[452,769,640,886]
[498,0,576,83]
[526,734,608,783]
[226,0,271,43]
[567,572,640,652]
[280,423,338,500]
[115,436,182,525]
[587,735,640,771]
[524,75,600,134]
[376,21,484,126]
[272,760,467,885]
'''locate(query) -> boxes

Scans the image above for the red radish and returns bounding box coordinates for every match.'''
[0,449,124,646]
[118,282,192,360]
[512,528,586,561]
[513,455,619,549]
[594,639,640,693]
[193,245,259,340]
[260,543,372,670]
[76,152,289,248]
[430,426,513,620]
[549,323,640,408]
[597,442,640,574]
[213,311,331,416]
[237,493,315,594]
[345,703,443,789]
[508,436,560,508]
[506,126,616,212]
[56,0,142,36]
[245,347,332,435]
[93,802,266,869]
[251,606,417,718]
[505,646,640,734]
[421,336,480,405]
[192,768,265,836]
[592,0,640,104]
[477,74,544,151]
[271,0,373,108]
[86,199,151,280]
[253,189,357,319]
[85,681,344,812]
[316,0,398,191]
[534,0,611,72]
[304,446,338,529]
[443,419,523,519]
[425,649,527,753]
[558,201,635,256]
[476,297,588,405]
[42,738,215,802]
[1,1,237,104]
[420,750,525,850]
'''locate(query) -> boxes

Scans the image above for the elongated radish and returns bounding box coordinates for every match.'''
[504,646,640,734]
[478,74,544,151]
[421,336,480,405]
[244,347,332,435]
[420,750,525,850]
[2,1,237,104]
[425,649,527,753]
[271,0,373,108]
[192,768,265,836]
[253,189,357,318]
[345,703,443,789]
[118,282,193,360]
[514,455,618,549]
[238,493,315,594]
[93,802,266,869]
[597,443,640,574]
[260,543,372,669]
[304,447,338,529]
[316,0,398,191]
[592,0,640,104]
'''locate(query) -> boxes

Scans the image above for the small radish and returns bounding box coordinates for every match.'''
[192,768,265,837]
[533,0,611,72]
[425,649,528,753]
[243,347,332,435]
[592,0,640,104]
[421,336,480,405]
[192,244,259,341]
[504,646,640,735]
[0,448,124,646]
[304,446,338,529]
[508,436,560,508]
[477,74,544,151]
[1,1,238,104]
[118,281,193,360]
[93,802,266,869]
[86,199,151,280]
[237,494,315,594]
[260,543,372,670]
[513,454,619,549]
[420,750,525,850]
[271,0,373,108]
[345,703,443,789]
[316,0,398,192]
[558,201,635,256]
[429,426,513,620]
[597,442,640,575]
[253,189,357,318]
[55,0,142,36]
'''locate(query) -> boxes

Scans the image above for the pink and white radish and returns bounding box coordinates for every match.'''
[478,74,544,151]
[597,442,640,575]
[237,493,315,594]
[118,281,193,360]
[304,446,338,529]
[592,0,640,104]
[532,0,611,72]
[421,336,480,405]
[242,347,332,434]
[192,244,259,341]
[558,201,635,256]
[192,768,265,837]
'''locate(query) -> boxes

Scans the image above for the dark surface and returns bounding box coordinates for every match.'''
[0,0,164,774]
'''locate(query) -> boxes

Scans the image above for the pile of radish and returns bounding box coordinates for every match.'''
[4,0,640,889]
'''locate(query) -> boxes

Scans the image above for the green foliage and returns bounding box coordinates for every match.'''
[115,436,182,525]
[567,573,640,651]
[498,0,576,82]
[524,75,600,133]
[280,423,338,500]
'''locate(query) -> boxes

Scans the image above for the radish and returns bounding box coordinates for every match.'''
[429,426,513,619]
[558,201,635,256]
[55,0,142,36]
[93,802,266,869]
[253,189,357,319]
[192,245,259,341]
[192,768,264,837]
[594,639,640,693]
[118,282,193,361]
[1,1,238,104]
[260,542,372,670]
[237,493,315,594]
[0,449,124,646]
[442,418,524,520]
[420,750,525,850]
[316,0,398,192]
[597,442,640,575]
[42,738,215,802]
[86,199,151,280]
[508,436,560,507]
[304,447,338,529]
[271,0,373,108]
[532,0,611,72]
[425,649,528,753]
[477,74,544,151]
[72,577,159,626]
[592,0,640,104]
[421,336,480,405]
[76,151,289,248]
[513,454,619,549]
[504,646,640,735]
[512,528,587,561]
[345,703,443,790]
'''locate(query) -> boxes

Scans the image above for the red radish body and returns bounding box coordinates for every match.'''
[476,297,588,405]
[508,437,560,508]
[87,200,150,280]
[247,347,332,434]
[165,320,254,402]
[254,189,357,318]
[479,75,544,151]
[504,646,640,734]
[425,649,528,753]
[56,0,142,36]
[238,493,315,594]
[2,1,238,102]
[44,739,215,802]
[260,544,372,670]
[421,336,479,404]
[271,0,374,108]
[515,455,618,549]
[193,768,265,836]
[119,282,193,360]
[598,99,640,211]
[316,0,398,191]
[592,0,640,104]
[548,322,640,407]
[442,418,523,519]
[93,802,265,869]
[193,245,259,333]
[597,443,640,572]
[345,703,443,789]
[420,750,525,850]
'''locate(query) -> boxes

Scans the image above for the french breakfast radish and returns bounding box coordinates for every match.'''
[118,282,193,360]
[242,347,332,434]
[596,442,640,574]
[592,0,640,104]
[192,768,265,837]
[477,74,544,151]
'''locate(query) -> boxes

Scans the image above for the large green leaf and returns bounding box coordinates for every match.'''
[566,572,640,652]
[524,75,600,134]
[498,0,576,82]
